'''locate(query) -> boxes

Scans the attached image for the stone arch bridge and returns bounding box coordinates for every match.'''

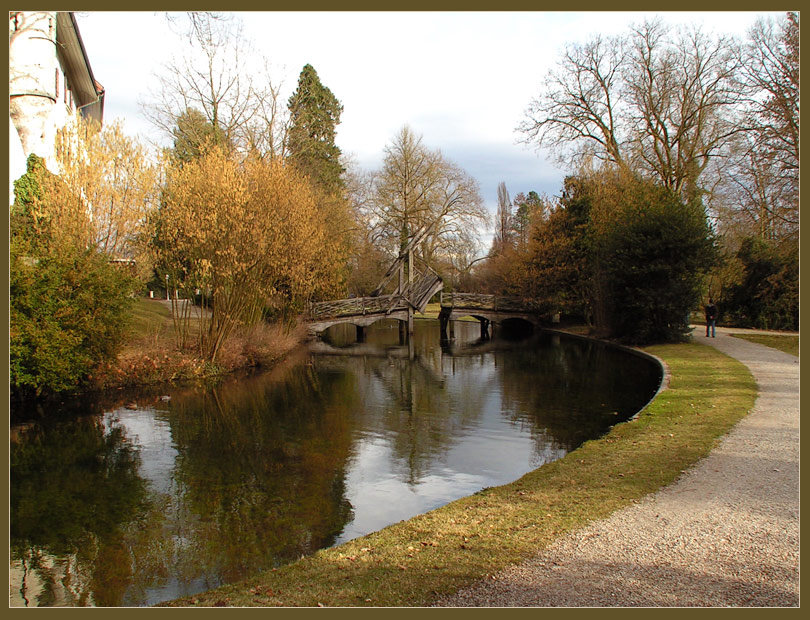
[437,292,548,338]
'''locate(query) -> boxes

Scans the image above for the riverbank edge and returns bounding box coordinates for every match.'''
[159,334,757,608]
[86,321,311,398]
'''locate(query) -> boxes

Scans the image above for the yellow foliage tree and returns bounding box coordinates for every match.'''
[54,115,160,280]
[12,155,89,252]
[156,147,348,360]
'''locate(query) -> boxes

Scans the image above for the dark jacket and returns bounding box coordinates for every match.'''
[705,303,718,321]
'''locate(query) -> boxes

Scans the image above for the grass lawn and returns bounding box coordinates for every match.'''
[127,298,173,337]
[119,298,174,357]
[417,302,441,319]
[730,333,799,357]
[125,297,211,351]
[161,340,756,608]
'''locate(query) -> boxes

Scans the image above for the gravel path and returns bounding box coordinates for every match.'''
[435,327,800,607]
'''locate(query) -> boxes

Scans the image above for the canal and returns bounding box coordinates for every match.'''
[10,319,662,606]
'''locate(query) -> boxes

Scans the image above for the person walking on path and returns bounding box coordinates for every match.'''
[705,299,718,337]
[435,327,799,607]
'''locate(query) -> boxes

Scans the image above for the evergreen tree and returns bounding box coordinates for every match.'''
[513,190,543,247]
[170,107,226,165]
[524,170,716,344]
[287,64,345,193]
[719,236,798,331]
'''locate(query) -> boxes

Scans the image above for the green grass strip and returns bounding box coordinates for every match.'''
[128,297,172,335]
[161,342,756,607]
[729,333,799,357]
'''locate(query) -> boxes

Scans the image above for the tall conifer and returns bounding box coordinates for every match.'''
[287,64,345,193]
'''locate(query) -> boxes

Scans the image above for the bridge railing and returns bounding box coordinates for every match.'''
[310,294,402,320]
[440,292,547,313]
[312,290,547,321]
[311,271,444,321]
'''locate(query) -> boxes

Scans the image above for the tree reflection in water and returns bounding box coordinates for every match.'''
[10,414,147,606]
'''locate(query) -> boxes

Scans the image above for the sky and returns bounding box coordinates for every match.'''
[76,10,782,239]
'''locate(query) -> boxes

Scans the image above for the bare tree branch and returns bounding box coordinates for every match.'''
[141,12,287,158]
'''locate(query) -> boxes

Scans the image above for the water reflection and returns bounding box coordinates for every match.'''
[10,414,148,606]
[10,321,661,607]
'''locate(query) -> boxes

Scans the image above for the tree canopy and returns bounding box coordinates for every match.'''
[54,116,159,275]
[520,18,744,200]
[10,154,135,397]
[143,12,286,159]
[522,168,716,343]
[513,12,798,337]
[170,107,227,164]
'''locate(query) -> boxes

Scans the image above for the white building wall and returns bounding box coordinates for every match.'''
[8,11,80,202]
[9,12,60,164]
[9,116,28,205]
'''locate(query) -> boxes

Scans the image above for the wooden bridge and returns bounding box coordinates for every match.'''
[307,219,549,338]
[307,275,443,335]
[308,220,443,337]
[308,289,549,339]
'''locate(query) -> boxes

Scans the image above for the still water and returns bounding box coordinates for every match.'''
[10,320,661,607]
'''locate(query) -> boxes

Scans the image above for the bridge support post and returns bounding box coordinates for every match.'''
[480,318,490,340]
[399,319,407,345]
[407,247,414,338]
[439,308,453,341]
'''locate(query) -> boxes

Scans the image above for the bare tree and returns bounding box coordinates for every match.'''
[142,12,287,157]
[371,126,442,255]
[366,126,488,277]
[442,226,487,291]
[737,12,798,240]
[711,13,800,244]
[738,12,799,179]
[249,78,290,159]
[520,34,626,168]
[717,137,797,242]
[520,19,745,199]
[421,157,488,269]
[624,20,743,197]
